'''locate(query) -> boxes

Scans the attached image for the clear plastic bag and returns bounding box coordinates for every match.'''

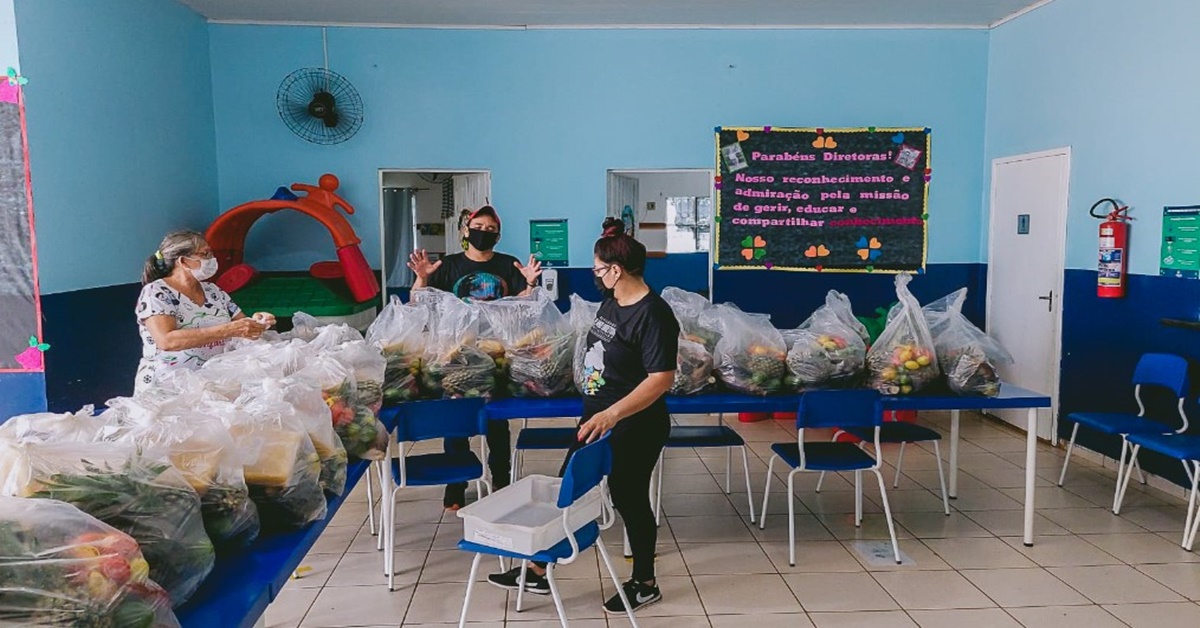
[819,290,871,346]
[0,496,181,627]
[924,288,1013,397]
[0,442,214,608]
[293,354,385,462]
[103,396,260,547]
[672,337,715,395]
[477,292,575,398]
[784,292,868,390]
[225,387,328,529]
[366,296,429,404]
[662,287,720,352]
[0,406,104,446]
[569,294,600,395]
[413,288,497,399]
[866,274,940,395]
[699,303,787,395]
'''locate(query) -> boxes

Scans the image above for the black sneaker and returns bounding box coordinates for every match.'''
[604,579,661,614]
[487,566,550,595]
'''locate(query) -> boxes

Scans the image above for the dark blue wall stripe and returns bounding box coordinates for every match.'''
[42,283,142,412]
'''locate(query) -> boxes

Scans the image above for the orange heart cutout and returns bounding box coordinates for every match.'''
[741,248,754,260]
[869,237,881,249]
[857,249,870,260]
[736,130,750,141]
[817,245,830,257]
[753,236,766,247]
[812,136,826,148]
[825,136,837,148]
[804,246,818,258]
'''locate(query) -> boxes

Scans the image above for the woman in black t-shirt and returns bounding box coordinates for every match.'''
[488,218,678,615]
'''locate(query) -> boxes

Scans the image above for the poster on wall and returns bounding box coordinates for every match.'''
[0,69,45,371]
[1160,205,1200,279]
[530,219,569,267]
[713,126,930,273]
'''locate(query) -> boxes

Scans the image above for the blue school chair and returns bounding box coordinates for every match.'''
[1117,432,1200,550]
[759,389,901,566]
[456,436,638,627]
[385,397,491,591]
[1058,353,1190,514]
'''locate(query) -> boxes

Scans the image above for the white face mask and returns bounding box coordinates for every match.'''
[187,257,219,281]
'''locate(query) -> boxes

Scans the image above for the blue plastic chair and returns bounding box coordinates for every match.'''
[1058,353,1190,514]
[511,421,578,480]
[1118,431,1200,551]
[759,390,901,566]
[654,418,757,525]
[385,397,491,591]
[815,415,950,516]
[456,436,639,628]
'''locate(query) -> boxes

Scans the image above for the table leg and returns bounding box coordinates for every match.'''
[1023,407,1038,547]
[948,410,960,499]
[381,428,396,576]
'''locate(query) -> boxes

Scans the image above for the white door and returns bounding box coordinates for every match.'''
[986,149,1070,442]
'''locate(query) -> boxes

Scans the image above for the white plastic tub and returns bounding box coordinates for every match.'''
[457,474,603,556]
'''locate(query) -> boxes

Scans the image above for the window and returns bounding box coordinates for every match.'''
[665,196,712,253]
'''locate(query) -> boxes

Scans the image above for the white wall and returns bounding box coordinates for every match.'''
[0,0,16,69]
[380,172,448,254]
[630,170,713,252]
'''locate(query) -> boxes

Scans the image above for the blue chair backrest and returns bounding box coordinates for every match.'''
[797,390,883,430]
[1132,353,1189,398]
[557,436,612,509]
[395,398,488,442]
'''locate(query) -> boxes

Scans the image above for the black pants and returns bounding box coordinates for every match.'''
[552,415,669,583]
[444,421,511,507]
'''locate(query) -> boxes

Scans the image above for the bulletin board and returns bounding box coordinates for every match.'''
[0,70,45,372]
[713,126,931,273]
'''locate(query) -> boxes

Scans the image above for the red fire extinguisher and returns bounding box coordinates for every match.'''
[1091,198,1131,298]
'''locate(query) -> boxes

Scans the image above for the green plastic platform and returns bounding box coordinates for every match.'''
[229,274,376,319]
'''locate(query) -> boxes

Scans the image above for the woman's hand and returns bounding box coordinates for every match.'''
[578,408,619,444]
[227,317,267,340]
[407,250,442,280]
[515,255,543,286]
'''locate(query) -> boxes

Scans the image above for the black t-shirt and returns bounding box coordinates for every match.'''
[580,291,680,429]
[428,252,528,301]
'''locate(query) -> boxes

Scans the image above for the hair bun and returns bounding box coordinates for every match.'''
[601,217,625,238]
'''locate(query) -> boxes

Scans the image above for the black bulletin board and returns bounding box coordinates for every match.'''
[714,126,930,273]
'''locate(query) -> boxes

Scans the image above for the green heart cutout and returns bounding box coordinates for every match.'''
[754,249,767,260]
[741,236,754,248]
[868,126,876,133]
[866,265,875,272]
[921,213,929,220]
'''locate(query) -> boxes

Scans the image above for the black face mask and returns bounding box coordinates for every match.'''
[594,273,617,299]
[467,229,499,252]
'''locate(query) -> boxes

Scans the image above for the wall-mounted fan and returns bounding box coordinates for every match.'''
[276,66,364,145]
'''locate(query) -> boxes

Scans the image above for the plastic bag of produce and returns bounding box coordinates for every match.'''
[0,406,105,446]
[924,288,1012,396]
[672,337,715,395]
[699,303,787,395]
[783,294,867,390]
[569,294,600,395]
[0,496,180,627]
[330,340,387,414]
[293,354,386,462]
[0,442,214,608]
[272,378,352,492]
[225,388,327,529]
[366,296,429,404]
[662,287,719,352]
[414,288,497,399]
[820,290,871,346]
[866,274,939,395]
[103,396,260,547]
[478,292,575,398]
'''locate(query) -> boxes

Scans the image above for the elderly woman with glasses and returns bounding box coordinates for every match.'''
[133,229,276,394]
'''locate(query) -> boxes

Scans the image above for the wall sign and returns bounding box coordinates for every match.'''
[530,219,569,267]
[1160,205,1200,279]
[714,126,930,273]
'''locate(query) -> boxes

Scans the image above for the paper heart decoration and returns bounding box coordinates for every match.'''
[892,133,905,144]
[736,130,750,141]
[868,237,881,248]
[815,265,824,272]
[764,261,773,269]
[804,246,818,258]
[763,126,772,133]
[816,128,825,135]
[868,126,877,133]
[813,135,837,149]
[741,248,767,261]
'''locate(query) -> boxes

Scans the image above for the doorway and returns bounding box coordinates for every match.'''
[377,169,491,302]
[986,148,1071,442]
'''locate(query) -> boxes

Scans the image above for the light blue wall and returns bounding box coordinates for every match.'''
[208,26,990,270]
[15,0,218,294]
[985,0,1200,275]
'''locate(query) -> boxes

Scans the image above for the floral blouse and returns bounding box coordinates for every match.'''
[134,279,241,394]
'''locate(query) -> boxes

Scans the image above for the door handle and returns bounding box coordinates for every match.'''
[1037,290,1054,312]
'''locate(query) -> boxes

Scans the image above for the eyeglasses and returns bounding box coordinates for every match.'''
[188,251,216,260]
[592,265,612,278]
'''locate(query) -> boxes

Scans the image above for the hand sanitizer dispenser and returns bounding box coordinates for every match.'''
[541,268,559,300]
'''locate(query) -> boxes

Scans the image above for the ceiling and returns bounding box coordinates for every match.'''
[178,0,1050,29]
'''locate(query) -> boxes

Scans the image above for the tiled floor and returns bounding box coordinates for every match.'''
[266,411,1200,627]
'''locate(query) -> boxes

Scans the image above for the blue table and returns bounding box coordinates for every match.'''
[477,384,1051,545]
[175,459,373,628]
